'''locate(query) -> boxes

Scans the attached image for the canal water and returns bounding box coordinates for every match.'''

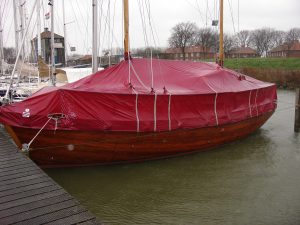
[46,90,300,225]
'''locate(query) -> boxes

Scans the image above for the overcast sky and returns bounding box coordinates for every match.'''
[1,0,300,55]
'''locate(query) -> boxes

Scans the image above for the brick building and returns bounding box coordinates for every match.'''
[164,46,214,60]
[227,47,258,58]
[268,40,300,58]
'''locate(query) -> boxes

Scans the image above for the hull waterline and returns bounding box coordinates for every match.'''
[5,111,274,168]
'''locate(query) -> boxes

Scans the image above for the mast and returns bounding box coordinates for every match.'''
[50,0,55,86]
[19,0,26,59]
[3,0,38,103]
[13,0,19,56]
[62,0,67,66]
[0,11,3,75]
[218,0,224,67]
[123,0,130,60]
[92,0,98,73]
[36,0,41,58]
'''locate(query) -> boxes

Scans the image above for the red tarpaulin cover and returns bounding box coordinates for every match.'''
[0,58,277,132]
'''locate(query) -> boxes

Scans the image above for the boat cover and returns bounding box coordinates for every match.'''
[0,58,277,132]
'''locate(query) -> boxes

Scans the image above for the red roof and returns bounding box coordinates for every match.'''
[270,40,300,52]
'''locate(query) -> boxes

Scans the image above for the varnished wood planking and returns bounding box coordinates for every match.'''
[8,111,273,167]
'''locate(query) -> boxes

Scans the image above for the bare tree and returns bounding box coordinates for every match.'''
[223,34,235,55]
[195,28,218,57]
[250,28,275,56]
[168,22,198,60]
[272,30,285,47]
[236,30,251,47]
[285,27,300,48]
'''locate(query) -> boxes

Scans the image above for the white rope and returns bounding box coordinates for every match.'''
[154,93,157,131]
[214,93,219,126]
[130,62,149,91]
[249,90,252,117]
[135,93,140,132]
[25,117,52,150]
[205,82,219,126]
[255,89,259,116]
[150,51,154,90]
[168,94,172,131]
[128,58,131,84]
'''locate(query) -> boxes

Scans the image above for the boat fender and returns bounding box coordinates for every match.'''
[21,143,30,154]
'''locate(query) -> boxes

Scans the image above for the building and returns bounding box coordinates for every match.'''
[32,28,65,65]
[164,46,215,60]
[268,40,300,58]
[227,47,258,58]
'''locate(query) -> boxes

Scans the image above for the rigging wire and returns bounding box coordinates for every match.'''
[110,0,117,55]
[97,0,103,58]
[185,0,205,26]
[0,0,8,23]
[227,0,236,34]
[75,0,90,44]
[41,0,45,31]
[137,0,149,49]
[137,0,152,90]
[195,0,205,27]
[69,0,89,53]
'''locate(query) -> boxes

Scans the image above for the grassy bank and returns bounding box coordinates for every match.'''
[223,58,300,70]
[217,58,300,89]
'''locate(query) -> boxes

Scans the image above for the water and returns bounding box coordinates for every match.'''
[45,90,300,225]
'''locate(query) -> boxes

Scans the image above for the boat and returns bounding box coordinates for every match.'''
[0,0,277,168]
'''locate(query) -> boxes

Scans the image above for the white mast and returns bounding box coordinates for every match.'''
[36,0,41,58]
[0,11,4,75]
[62,0,67,66]
[92,0,98,73]
[50,0,55,86]
[19,0,26,59]
[3,0,38,103]
[13,0,19,56]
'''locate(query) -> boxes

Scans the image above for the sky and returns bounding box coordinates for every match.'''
[1,0,300,55]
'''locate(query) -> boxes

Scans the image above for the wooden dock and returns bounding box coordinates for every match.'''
[0,128,101,225]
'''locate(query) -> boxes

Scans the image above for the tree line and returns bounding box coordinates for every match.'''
[168,22,300,59]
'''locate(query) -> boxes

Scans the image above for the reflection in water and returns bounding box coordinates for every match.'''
[46,90,300,225]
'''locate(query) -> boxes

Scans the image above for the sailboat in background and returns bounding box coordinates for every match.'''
[0,0,277,168]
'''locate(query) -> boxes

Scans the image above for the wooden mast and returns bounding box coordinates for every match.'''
[123,0,130,60]
[219,0,224,67]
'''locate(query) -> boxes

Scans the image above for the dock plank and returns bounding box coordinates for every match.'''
[0,199,78,225]
[0,129,100,224]
[0,193,72,219]
[13,205,88,225]
[0,180,55,198]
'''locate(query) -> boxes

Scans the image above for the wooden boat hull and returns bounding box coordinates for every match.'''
[5,111,274,168]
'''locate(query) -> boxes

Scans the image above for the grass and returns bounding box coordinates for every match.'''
[222,58,300,70]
